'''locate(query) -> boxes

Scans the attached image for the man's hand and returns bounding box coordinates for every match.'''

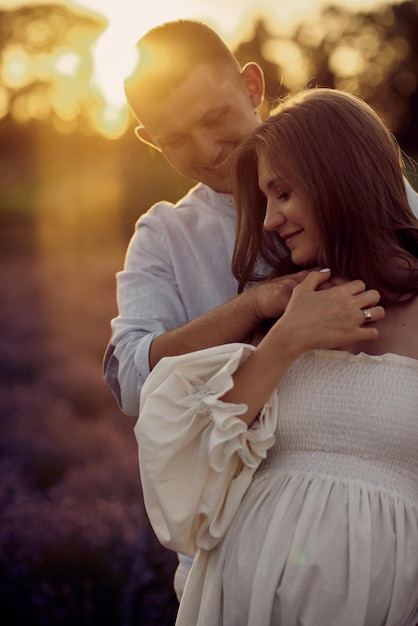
[247,270,310,323]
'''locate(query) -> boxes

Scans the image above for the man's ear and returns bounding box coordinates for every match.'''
[134,126,162,152]
[241,62,265,109]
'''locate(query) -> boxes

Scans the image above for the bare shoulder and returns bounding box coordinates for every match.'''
[375,296,418,360]
[343,296,418,359]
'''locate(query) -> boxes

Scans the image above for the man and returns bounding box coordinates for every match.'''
[103,19,308,598]
[104,19,418,597]
[103,20,310,416]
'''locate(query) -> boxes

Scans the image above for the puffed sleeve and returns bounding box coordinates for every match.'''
[135,343,278,555]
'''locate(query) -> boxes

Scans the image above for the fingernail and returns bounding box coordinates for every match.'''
[319,268,330,273]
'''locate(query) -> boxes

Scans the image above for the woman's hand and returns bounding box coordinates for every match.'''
[223,269,385,426]
[270,269,385,356]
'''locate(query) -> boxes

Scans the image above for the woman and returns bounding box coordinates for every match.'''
[136,89,418,625]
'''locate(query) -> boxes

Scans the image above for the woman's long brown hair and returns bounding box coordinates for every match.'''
[231,88,418,304]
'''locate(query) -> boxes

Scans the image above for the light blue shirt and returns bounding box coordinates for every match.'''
[104,183,238,416]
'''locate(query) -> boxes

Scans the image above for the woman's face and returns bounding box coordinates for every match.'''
[258,152,322,267]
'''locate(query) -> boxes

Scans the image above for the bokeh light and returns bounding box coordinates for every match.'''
[1,44,33,88]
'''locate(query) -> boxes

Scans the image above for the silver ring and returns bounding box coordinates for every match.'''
[362,309,372,324]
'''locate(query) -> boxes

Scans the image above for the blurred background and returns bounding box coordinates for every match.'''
[0,1,417,624]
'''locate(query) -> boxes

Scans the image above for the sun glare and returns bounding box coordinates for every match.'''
[87,28,141,138]
[85,2,202,138]
[84,1,270,136]
[91,30,137,107]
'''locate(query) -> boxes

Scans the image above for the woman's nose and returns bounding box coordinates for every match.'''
[263,201,285,232]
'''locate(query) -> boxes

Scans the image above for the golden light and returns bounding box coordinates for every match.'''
[0,0,410,138]
[85,1,212,137]
[90,102,131,140]
[0,85,8,118]
[54,50,81,76]
[23,87,51,121]
[90,29,137,107]
[86,26,139,138]
[328,45,365,78]
[1,44,33,88]
[82,0,277,137]
[264,39,312,91]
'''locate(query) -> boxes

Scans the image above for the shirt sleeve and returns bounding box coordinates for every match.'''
[135,343,279,555]
[104,203,192,416]
[404,175,418,218]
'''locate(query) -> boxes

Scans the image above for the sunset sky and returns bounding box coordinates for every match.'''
[0,0,405,137]
[0,0,399,44]
[0,0,397,30]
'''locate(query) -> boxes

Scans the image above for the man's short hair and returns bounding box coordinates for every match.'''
[125,20,241,125]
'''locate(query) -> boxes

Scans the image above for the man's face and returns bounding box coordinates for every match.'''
[139,64,263,193]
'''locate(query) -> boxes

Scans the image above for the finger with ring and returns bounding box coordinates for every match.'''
[362,309,373,324]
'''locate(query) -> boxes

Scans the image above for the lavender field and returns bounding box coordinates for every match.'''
[0,129,187,626]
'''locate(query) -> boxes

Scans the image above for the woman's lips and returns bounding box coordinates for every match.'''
[282,229,303,246]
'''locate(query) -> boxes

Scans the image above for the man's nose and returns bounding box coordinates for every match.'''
[192,132,222,165]
[263,201,285,231]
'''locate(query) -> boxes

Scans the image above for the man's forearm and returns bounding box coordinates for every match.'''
[149,290,257,370]
[148,271,309,370]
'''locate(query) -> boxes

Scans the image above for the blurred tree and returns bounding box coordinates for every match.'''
[392,0,418,149]
[292,0,418,150]
[0,4,106,135]
[0,1,416,150]
[234,19,290,117]
[231,2,418,153]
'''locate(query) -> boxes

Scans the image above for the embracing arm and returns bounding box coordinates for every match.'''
[149,271,308,368]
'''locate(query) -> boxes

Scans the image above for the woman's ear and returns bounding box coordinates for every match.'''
[241,62,265,109]
[134,126,162,152]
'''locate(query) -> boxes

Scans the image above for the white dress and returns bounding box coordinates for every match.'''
[136,344,418,626]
